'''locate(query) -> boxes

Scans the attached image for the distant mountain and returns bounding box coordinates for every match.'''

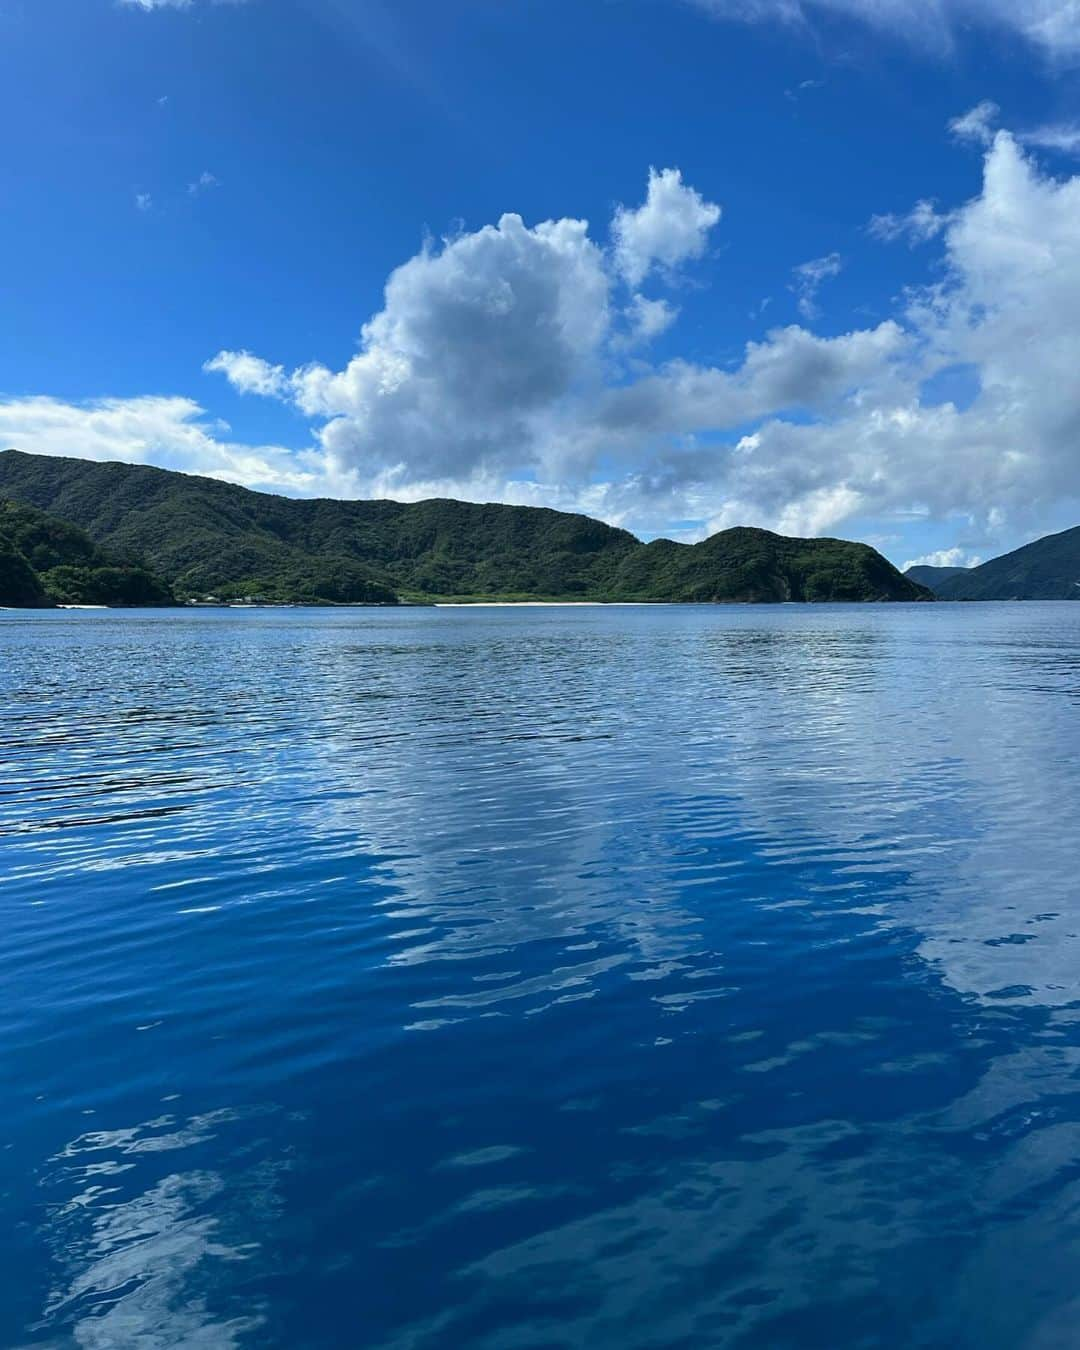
[0,450,931,605]
[936,527,1080,600]
[0,496,173,607]
[904,564,970,592]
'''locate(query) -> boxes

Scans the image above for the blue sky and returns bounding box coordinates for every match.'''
[3,0,1080,567]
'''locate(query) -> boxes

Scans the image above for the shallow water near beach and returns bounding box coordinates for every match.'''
[3,602,1080,1349]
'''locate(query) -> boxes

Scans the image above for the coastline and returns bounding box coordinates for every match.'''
[433,600,655,607]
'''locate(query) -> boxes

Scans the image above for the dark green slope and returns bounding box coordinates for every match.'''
[0,537,49,607]
[0,452,399,605]
[0,449,929,604]
[904,564,970,593]
[936,527,1080,600]
[0,496,173,607]
[612,527,927,602]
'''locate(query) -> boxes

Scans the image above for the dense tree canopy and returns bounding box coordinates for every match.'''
[0,495,173,607]
[0,451,931,605]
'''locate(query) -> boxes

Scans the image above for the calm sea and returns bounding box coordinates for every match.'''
[3,603,1080,1349]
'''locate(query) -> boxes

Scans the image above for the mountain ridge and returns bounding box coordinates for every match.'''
[934,526,1080,600]
[0,449,931,605]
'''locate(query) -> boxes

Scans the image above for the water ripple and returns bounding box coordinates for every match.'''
[4,603,1080,1347]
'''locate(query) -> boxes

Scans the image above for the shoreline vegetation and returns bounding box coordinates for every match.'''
[6,447,1077,609]
[5,446,1080,609]
[0,494,173,609]
[0,449,931,609]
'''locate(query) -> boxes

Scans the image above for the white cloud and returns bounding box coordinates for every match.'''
[869,199,950,245]
[612,167,721,287]
[205,168,907,525]
[121,0,250,8]
[204,351,288,397]
[271,207,613,488]
[950,101,1001,147]
[689,2,1080,59]
[188,171,220,196]
[593,321,908,444]
[135,192,153,213]
[0,396,316,495]
[14,141,1080,561]
[785,77,825,101]
[790,252,842,318]
[1022,122,1080,153]
[679,131,1080,542]
[950,105,1080,158]
[623,294,679,344]
[902,547,980,569]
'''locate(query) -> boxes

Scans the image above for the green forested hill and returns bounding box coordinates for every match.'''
[0,496,173,607]
[611,527,923,602]
[0,449,930,604]
[0,537,48,607]
[934,527,1080,600]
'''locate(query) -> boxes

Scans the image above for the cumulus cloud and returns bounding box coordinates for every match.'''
[902,547,980,570]
[790,252,842,319]
[196,139,1080,553]
[592,321,908,445]
[14,142,1080,561]
[688,2,1080,59]
[205,170,911,524]
[612,167,721,286]
[0,396,317,494]
[623,294,679,345]
[698,131,1080,540]
[278,209,612,488]
[204,350,288,397]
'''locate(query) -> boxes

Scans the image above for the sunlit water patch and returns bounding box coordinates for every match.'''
[3,604,1080,1348]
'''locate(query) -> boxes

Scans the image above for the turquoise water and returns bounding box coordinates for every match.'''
[3,603,1080,1348]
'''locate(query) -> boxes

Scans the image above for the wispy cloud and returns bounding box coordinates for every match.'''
[135,192,153,213]
[120,0,252,10]
[790,252,842,319]
[1022,122,1080,154]
[869,199,950,246]
[688,1,1080,60]
[949,100,1000,147]
[785,77,824,102]
[187,171,220,197]
[951,102,1080,158]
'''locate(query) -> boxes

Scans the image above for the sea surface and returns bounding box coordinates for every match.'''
[3,603,1080,1349]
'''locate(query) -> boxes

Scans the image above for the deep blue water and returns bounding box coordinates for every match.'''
[3,603,1080,1349]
